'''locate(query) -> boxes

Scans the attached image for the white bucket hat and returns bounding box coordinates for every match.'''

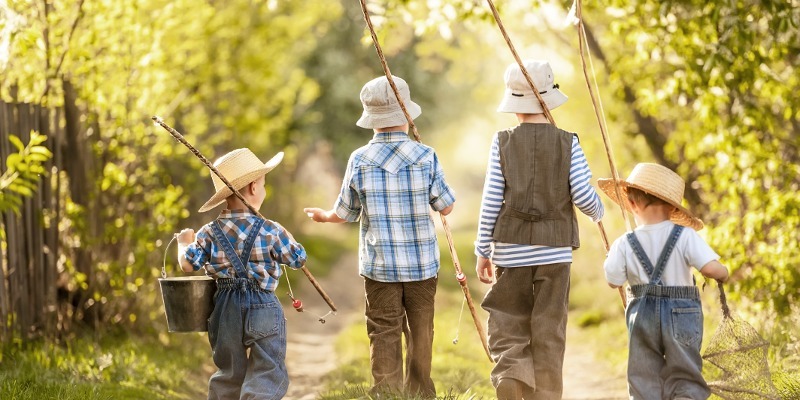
[597,163,704,231]
[198,148,284,212]
[356,75,421,129]
[497,60,568,114]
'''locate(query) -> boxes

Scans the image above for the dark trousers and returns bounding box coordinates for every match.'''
[482,263,571,400]
[364,276,438,398]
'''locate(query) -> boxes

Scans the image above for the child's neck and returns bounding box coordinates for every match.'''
[516,113,550,124]
[633,204,674,226]
[375,124,408,133]
[225,197,263,213]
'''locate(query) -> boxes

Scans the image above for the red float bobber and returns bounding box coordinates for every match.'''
[292,299,304,312]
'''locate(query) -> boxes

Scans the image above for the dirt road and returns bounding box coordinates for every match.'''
[283,253,628,400]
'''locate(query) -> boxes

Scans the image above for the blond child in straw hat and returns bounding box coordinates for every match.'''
[176,148,307,399]
[599,163,729,400]
[304,75,455,398]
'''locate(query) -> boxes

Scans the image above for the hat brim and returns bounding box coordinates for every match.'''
[197,152,284,213]
[356,100,422,129]
[597,178,704,231]
[497,89,568,114]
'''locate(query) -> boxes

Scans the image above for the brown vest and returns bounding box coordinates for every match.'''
[493,124,580,248]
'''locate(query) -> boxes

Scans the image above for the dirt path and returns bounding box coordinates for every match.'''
[284,254,363,400]
[283,256,629,400]
[562,325,628,399]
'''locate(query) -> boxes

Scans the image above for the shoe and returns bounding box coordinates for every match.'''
[496,378,523,400]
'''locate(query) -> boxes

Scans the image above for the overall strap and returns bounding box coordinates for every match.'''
[626,225,684,285]
[240,218,265,266]
[650,225,684,284]
[210,218,265,278]
[626,231,656,282]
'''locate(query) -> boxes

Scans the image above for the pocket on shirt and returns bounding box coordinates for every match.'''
[671,306,702,347]
[247,302,280,338]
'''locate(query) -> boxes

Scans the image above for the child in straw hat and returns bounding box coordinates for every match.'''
[475,59,605,400]
[303,75,456,398]
[599,163,729,400]
[176,148,307,399]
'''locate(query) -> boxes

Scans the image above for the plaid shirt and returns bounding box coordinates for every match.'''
[184,210,306,291]
[334,132,456,282]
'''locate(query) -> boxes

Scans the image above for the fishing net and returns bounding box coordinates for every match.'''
[702,282,800,400]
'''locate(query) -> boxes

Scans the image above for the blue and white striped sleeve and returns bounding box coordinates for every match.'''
[474,134,505,259]
[569,136,604,222]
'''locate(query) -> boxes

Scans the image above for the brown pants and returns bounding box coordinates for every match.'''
[482,263,571,400]
[364,276,437,398]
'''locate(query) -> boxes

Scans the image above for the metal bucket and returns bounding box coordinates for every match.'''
[159,235,216,332]
[158,276,216,332]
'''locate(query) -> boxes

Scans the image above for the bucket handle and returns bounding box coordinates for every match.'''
[162,234,178,279]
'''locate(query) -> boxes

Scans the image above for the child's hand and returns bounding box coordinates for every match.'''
[476,256,494,284]
[303,207,347,223]
[303,207,327,222]
[177,228,195,245]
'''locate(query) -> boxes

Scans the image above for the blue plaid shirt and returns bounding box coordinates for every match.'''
[334,132,456,282]
[184,210,307,291]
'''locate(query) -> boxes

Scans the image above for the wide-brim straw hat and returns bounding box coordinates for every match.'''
[198,148,284,213]
[597,163,704,230]
[497,60,568,114]
[356,75,421,129]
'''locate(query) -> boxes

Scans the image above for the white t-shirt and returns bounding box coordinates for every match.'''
[604,221,720,287]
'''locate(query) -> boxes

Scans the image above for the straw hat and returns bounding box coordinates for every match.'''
[597,163,704,230]
[198,148,283,213]
[356,75,421,129]
[497,60,568,114]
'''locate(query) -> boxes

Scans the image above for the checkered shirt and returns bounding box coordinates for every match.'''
[334,131,456,282]
[184,210,307,291]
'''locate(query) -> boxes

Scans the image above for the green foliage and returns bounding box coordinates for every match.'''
[0,131,51,215]
[587,0,800,319]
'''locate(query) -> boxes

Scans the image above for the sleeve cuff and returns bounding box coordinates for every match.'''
[431,190,456,211]
[334,203,360,222]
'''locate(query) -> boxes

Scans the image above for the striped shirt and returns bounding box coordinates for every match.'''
[335,131,456,282]
[474,130,604,267]
[184,210,307,291]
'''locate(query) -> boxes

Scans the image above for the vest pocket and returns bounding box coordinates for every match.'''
[671,307,702,347]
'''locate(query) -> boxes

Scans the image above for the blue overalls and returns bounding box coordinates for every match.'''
[625,225,710,400]
[206,218,288,400]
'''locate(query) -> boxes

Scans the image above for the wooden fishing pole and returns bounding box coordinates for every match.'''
[484,0,626,308]
[358,0,493,363]
[152,116,337,313]
[574,0,634,232]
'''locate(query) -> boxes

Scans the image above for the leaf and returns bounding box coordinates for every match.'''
[8,135,24,152]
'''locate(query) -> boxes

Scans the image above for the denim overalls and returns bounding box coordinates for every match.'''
[625,225,710,400]
[207,218,288,400]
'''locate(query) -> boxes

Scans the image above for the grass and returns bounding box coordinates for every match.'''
[0,329,210,400]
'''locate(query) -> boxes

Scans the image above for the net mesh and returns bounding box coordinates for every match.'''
[702,283,800,400]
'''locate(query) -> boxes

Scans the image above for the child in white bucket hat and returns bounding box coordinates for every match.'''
[474,59,605,400]
[600,163,728,400]
[304,75,455,398]
[176,148,307,399]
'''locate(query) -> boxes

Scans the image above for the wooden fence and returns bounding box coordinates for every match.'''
[0,100,63,342]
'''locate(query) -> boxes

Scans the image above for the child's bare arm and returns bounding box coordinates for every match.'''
[304,207,346,223]
[176,229,196,273]
[700,260,729,282]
